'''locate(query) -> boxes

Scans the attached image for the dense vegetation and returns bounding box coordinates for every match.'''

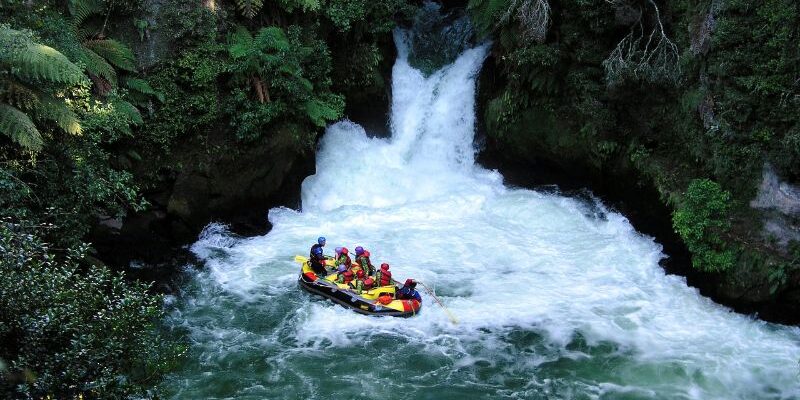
[0,221,181,398]
[468,0,800,312]
[0,0,798,394]
[0,0,414,397]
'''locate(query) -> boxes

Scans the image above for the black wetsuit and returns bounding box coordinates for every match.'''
[309,244,326,275]
[397,286,422,302]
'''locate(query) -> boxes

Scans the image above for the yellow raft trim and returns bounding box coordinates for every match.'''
[299,257,406,312]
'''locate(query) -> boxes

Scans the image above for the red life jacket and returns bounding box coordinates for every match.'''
[378,270,392,286]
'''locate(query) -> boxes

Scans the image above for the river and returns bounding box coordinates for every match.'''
[162,26,800,400]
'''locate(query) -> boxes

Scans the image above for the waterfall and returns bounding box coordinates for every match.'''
[164,21,800,400]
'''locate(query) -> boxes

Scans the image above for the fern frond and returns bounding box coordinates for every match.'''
[33,96,82,135]
[277,0,320,12]
[0,27,86,85]
[0,79,40,111]
[68,0,104,29]
[304,94,344,127]
[235,0,264,18]
[123,77,164,102]
[229,26,254,59]
[123,77,155,95]
[0,103,43,151]
[468,0,513,34]
[255,27,290,52]
[79,48,117,86]
[112,99,143,125]
[84,39,136,72]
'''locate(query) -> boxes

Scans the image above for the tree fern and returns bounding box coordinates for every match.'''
[304,94,344,127]
[84,39,136,72]
[0,80,39,111]
[79,47,117,87]
[277,0,321,12]
[112,99,143,126]
[68,0,104,30]
[254,27,290,52]
[0,25,85,151]
[123,77,164,103]
[33,97,81,135]
[123,78,156,96]
[0,26,85,85]
[235,0,264,18]
[67,0,140,94]
[0,104,43,151]
[229,26,254,59]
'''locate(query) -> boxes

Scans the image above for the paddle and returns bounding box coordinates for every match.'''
[389,277,458,325]
[417,281,459,325]
[295,255,337,264]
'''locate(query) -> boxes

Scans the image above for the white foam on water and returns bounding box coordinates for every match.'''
[167,29,800,399]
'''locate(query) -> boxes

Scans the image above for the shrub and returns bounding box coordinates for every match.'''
[672,179,736,272]
[0,221,182,399]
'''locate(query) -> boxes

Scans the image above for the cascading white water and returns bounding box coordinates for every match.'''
[164,29,800,400]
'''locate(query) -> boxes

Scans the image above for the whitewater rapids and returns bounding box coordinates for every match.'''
[163,31,800,399]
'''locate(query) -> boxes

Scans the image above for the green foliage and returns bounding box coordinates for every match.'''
[84,38,136,72]
[0,30,85,85]
[0,221,182,399]
[144,36,226,152]
[0,79,148,248]
[468,0,514,36]
[470,0,800,288]
[305,93,346,127]
[227,25,343,141]
[0,7,150,246]
[123,76,165,105]
[672,179,735,272]
[706,0,800,182]
[67,0,141,94]
[326,0,415,99]
[0,24,86,151]
[277,0,321,13]
[235,0,264,18]
[68,0,104,28]
[0,104,42,150]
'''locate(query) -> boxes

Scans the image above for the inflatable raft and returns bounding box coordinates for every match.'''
[296,257,422,317]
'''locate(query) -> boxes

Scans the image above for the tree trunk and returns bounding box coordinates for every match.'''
[251,75,270,103]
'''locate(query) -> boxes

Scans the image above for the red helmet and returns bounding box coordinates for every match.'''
[405,278,416,288]
[380,263,389,271]
[344,270,353,278]
[356,269,365,278]
[364,250,370,257]
[364,278,374,287]
[341,247,348,254]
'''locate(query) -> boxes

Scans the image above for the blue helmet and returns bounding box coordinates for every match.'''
[335,246,342,255]
[318,236,326,245]
[337,265,347,273]
[313,246,323,256]
[355,246,364,255]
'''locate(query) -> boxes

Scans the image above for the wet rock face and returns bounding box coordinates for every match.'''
[130,0,169,70]
[751,163,800,248]
[752,163,800,217]
[91,132,314,267]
